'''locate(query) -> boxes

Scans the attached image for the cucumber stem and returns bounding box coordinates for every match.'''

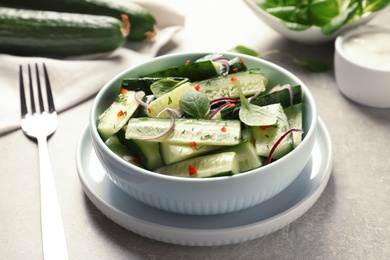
[145,25,157,40]
[120,14,130,37]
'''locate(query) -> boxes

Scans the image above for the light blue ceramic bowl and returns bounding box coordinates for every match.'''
[89,52,318,215]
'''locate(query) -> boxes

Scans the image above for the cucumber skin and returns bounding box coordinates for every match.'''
[220,85,302,120]
[0,7,126,56]
[155,152,240,178]
[116,128,164,170]
[143,61,219,82]
[0,0,156,41]
[122,77,188,96]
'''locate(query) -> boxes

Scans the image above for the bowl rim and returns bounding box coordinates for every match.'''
[335,25,390,72]
[89,51,318,183]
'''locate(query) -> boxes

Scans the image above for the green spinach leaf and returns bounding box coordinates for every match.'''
[235,79,277,126]
[293,59,329,72]
[151,78,188,98]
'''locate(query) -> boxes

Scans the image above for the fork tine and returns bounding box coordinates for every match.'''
[27,65,36,114]
[42,63,56,113]
[19,65,28,117]
[35,64,45,113]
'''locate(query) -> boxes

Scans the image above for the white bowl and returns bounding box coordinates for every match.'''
[89,52,318,215]
[243,0,379,44]
[335,25,390,108]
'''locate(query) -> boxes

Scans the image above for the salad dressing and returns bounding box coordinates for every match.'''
[342,31,390,71]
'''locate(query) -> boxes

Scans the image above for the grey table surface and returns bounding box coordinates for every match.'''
[1,1,390,259]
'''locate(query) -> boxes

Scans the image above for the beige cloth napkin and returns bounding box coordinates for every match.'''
[0,1,184,136]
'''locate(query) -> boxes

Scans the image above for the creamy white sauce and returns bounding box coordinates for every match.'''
[342,31,390,71]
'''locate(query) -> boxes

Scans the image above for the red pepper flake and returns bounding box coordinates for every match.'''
[233,68,239,73]
[120,88,128,94]
[227,103,235,108]
[251,139,256,145]
[260,125,272,130]
[231,77,237,83]
[185,60,190,65]
[239,59,245,65]
[220,126,227,132]
[188,165,197,176]
[133,157,141,165]
[147,107,152,114]
[117,110,125,117]
[189,141,197,148]
[194,84,201,91]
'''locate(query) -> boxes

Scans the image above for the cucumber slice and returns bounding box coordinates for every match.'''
[143,60,221,82]
[123,138,164,170]
[97,90,143,141]
[155,152,239,178]
[251,103,293,159]
[125,118,241,146]
[221,85,302,120]
[116,127,164,170]
[193,69,267,100]
[195,54,247,74]
[147,82,194,118]
[159,142,221,165]
[222,141,263,172]
[284,103,303,148]
[104,135,134,163]
[121,77,187,95]
[228,57,248,74]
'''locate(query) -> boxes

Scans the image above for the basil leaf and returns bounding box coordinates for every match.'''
[180,90,210,119]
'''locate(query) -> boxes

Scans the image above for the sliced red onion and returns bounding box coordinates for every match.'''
[209,103,231,119]
[265,129,303,165]
[248,88,264,102]
[210,97,240,106]
[156,107,183,118]
[212,57,230,75]
[135,91,148,108]
[268,84,294,108]
[137,108,176,141]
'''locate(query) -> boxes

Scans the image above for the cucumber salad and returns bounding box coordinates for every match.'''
[97,53,304,178]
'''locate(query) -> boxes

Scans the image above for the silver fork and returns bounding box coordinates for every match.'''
[20,64,69,260]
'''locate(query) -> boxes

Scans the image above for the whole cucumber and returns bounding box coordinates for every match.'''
[0,0,156,41]
[0,7,130,56]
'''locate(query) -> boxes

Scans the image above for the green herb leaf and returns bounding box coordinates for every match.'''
[229,45,260,57]
[180,90,210,119]
[255,0,389,35]
[151,78,188,98]
[235,80,277,126]
[364,0,390,12]
[321,2,359,35]
[308,0,339,26]
[293,58,329,72]
[229,45,279,59]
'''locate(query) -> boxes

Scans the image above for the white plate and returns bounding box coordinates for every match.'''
[76,118,333,246]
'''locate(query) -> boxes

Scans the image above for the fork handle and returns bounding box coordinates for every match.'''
[38,137,69,260]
